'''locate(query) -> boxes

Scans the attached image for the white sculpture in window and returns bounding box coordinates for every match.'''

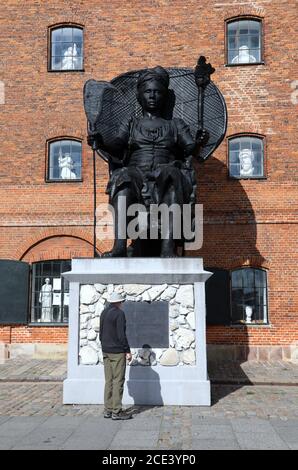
[239,148,255,177]
[61,43,79,70]
[245,305,253,323]
[232,45,257,64]
[58,150,77,179]
[39,278,52,322]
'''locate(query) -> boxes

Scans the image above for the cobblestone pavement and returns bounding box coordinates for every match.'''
[0,383,297,449]
[0,358,297,449]
[0,358,66,382]
[0,382,297,419]
[1,357,298,384]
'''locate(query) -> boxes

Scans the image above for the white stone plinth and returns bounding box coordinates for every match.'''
[62,258,212,406]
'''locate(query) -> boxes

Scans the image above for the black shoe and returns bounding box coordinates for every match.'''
[112,411,132,420]
[104,411,112,419]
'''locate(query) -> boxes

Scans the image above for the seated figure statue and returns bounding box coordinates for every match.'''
[85,57,227,257]
[88,67,208,257]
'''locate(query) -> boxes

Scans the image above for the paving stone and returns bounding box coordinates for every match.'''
[273,427,298,445]
[0,438,15,450]
[191,439,240,450]
[270,418,298,428]
[288,443,298,450]
[13,415,87,449]
[120,416,162,429]
[192,416,229,425]
[62,416,119,450]
[110,429,160,448]
[12,444,61,450]
[0,416,11,425]
[235,431,289,450]
[0,416,48,438]
[231,417,275,433]
[192,424,235,440]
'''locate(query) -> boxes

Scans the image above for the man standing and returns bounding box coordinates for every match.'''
[100,292,132,420]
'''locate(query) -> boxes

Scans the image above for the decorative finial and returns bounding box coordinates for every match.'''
[194,56,215,88]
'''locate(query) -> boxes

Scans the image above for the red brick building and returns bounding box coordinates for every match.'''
[0,0,297,361]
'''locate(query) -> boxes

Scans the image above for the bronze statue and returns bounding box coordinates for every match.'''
[84,57,227,257]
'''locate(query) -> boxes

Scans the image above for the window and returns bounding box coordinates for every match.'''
[227,19,262,65]
[49,26,83,71]
[228,135,264,178]
[31,260,71,324]
[48,139,82,181]
[231,268,268,324]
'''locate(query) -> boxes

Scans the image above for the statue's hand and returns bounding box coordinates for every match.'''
[196,128,209,147]
[87,133,103,150]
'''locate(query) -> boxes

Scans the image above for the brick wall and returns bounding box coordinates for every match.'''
[0,1,297,348]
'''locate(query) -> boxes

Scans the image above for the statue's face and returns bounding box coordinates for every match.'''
[241,156,253,171]
[138,79,167,112]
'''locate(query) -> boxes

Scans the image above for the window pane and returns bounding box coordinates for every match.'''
[231,268,267,324]
[42,262,52,275]
[249,20,261,35]
[227,22,238,35]
[74,56,83,70]
[52,28,62,42]
[249,35,260,49]
[231,301,244,323]
[31,260,70,323]
[52,43,62,57]
[51,56,61,70]
[232,270,243,287]
[239,35,249,47]
[61,140,71,154]
[229,50,239,64]
[229,150,239,163]
[229,140,240,151]
[61,42,74,56]
[229,137,264,178]
[228,37,237,49]
[250,49,261,62]
[251,139,262,151]
[62,27,72,42]
[242,269,254,287]
[239,20,249,34]
[239,138,251,150]
[50,27,83,71]
[230,164,240,177]
[227,19,261,64]
[73,28,83,44]
[255,269,266,287]
[49,140,81,180]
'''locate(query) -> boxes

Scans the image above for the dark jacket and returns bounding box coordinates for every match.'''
[99,304,130,354]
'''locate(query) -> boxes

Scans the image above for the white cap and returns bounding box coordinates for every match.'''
[108,292,125,303]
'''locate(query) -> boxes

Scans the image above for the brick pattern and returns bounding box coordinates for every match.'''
[0,1,297,347]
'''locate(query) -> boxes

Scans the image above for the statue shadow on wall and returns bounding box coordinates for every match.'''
[196,156,264,405]
[126,345,164,415]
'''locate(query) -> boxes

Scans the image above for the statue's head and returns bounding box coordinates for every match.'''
[137,66,169,113]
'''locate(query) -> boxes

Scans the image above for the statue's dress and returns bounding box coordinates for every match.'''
[105,117,196,207]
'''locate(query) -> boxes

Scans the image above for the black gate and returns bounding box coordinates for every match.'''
[0,260,30,324]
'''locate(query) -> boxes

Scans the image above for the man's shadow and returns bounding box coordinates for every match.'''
[126,345,164,415]
[194,156,265,405]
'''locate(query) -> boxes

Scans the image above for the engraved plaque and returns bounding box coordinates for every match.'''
[123,301,169,348]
